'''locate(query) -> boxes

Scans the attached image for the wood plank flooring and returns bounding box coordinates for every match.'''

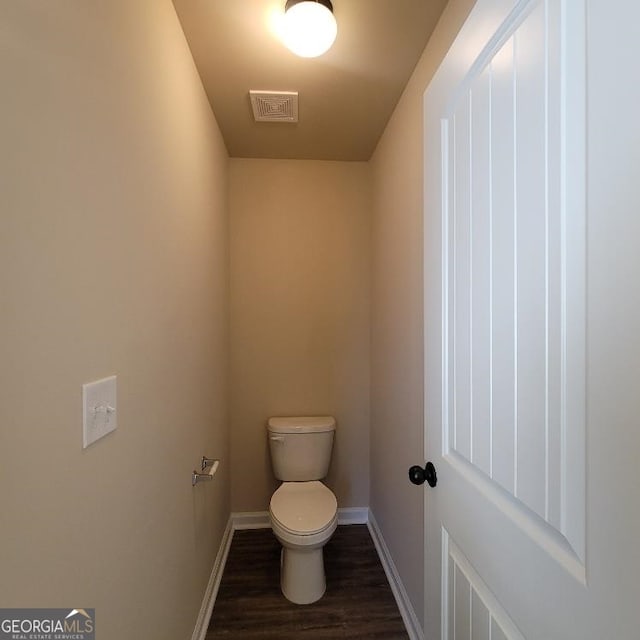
[206,524,410,639]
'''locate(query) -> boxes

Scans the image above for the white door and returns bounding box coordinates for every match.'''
[423,0,640,638]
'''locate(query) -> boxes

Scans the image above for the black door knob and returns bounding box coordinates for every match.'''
[408,462,437,487]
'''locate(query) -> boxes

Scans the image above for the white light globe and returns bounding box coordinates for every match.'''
[282,1,337,58]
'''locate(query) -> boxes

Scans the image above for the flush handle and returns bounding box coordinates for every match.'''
[269,435,285,443]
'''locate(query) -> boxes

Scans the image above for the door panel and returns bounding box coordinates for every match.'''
[445,529,524,640]
[441,0,585,556]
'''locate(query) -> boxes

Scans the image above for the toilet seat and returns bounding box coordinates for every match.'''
[270,481,337,536]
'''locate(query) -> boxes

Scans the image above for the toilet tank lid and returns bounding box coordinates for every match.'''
[267,416,336,433]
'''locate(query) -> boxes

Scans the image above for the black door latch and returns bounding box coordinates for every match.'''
[408,461,437,487]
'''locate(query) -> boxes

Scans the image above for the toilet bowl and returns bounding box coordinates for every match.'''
[267,416,337,604]
[269,481,338,604]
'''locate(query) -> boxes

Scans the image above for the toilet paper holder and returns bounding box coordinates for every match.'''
[192,457,219,486]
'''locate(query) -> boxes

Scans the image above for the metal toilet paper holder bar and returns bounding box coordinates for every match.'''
[192,456,219,486]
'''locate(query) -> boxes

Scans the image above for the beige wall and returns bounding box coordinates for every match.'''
[229,159,370,512]
[0,3,229,639]
[370,0,475,628]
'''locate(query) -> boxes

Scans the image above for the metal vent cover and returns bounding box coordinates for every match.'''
[249,90,299,122]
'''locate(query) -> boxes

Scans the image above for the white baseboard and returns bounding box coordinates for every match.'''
[231,510,271,529]
[337,506,369,525]
[230,506,369,529]
[367,510,424,640]
[192,506,421,640]
[191,515,234,640]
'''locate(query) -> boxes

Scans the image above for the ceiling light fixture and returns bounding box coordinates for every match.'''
[282,0,337,58]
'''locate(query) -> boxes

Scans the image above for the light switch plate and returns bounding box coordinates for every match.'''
[82,375,117,448]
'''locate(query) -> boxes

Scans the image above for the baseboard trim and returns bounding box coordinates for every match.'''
[367,510,424,640]
[230,506,369,530]
[191,515,234,640]
[337,506,369,525]
[231,510,271,529]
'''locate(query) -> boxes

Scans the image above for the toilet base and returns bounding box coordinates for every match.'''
[280,545,326,604]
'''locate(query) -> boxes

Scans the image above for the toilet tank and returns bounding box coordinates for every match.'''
[267,416,336,481]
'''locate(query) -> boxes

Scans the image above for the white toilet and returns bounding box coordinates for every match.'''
[267,415,338,605]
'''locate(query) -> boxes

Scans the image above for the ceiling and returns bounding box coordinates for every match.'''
[172,0,448,161]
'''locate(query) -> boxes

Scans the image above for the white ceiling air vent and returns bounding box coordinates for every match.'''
[249,90,299,123]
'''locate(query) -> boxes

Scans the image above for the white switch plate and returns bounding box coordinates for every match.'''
[82,375,117,448]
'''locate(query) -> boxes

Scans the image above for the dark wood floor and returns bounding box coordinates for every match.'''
[206,525,410,639]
